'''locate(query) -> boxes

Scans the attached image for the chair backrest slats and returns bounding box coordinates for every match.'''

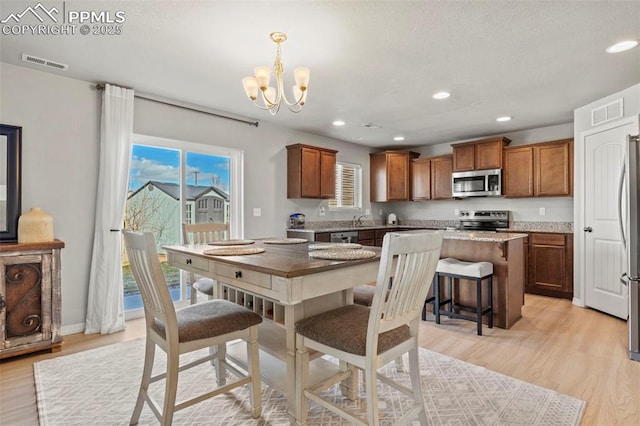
[182,222,230,245]
[368,231,443,349]
[123,230,177,331]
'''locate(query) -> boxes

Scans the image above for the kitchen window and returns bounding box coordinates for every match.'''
[329,162,362,210]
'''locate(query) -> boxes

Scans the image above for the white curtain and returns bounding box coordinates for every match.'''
[85,84,134,334]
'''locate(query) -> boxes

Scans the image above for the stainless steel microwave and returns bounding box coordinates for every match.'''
[451,168,502,197]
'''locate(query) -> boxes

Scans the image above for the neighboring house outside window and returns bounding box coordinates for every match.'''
[329,162,362,210]
[125,181,229,248]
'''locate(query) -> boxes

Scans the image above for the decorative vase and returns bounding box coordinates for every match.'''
[18,208,55,243]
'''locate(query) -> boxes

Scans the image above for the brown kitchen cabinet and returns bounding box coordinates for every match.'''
[526,233,573,299]
[411,157,431,200]
[358,230,375,246]
[287,144,337,199]
[503,138,573,198]
[452,137,511,172]
[1,240,64,359]
[314,232,331,242]
[412,155,454,200]
[430,155,454,200]
[370,150,419,202]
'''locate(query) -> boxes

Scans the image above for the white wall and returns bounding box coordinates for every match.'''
[383,123,575,223]
[0,62,373,331]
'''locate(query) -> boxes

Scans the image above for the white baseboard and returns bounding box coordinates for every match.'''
[61,323,85,336]
[572,297,585,307]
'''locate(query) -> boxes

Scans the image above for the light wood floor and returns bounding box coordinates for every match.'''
[1,294,639,425]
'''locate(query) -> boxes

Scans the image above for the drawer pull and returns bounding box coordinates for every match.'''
[186,258,192,265]
[235,271,242,279]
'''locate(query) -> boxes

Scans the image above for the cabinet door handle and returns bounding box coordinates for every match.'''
[186,258,192,265]
[583,227,593,232]
[235,271,242,279]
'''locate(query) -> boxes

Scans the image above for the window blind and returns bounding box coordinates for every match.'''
[329,163,362,209]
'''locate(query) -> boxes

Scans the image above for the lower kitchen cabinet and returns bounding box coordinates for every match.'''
[0,240,64,359]
[526,233,573,299]
[358,230,375,246]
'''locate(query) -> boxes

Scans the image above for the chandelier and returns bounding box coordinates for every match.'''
[242,32,310,114]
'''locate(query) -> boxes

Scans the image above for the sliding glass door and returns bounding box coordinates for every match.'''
[123,135,243,318]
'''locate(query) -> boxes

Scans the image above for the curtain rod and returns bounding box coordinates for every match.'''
[95,83,259,128]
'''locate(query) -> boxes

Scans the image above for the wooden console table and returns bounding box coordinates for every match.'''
[0,240,64,359]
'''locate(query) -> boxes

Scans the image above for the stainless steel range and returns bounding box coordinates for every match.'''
[457,210,510,231]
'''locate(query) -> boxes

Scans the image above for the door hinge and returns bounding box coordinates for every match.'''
[630,134,640,143]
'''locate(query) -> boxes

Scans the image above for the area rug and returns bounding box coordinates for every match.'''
[34,339,585,425]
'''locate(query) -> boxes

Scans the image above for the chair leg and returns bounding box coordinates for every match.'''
[476,278,483,336]
[364,363,380,425]
[447,276,453,316]
[215,343,227,386]
[394,356,405,373]
[130,337,155,425]
[246,327,262,418]
[295,335,310,426]
[339,360,358,400]
[488,275,494,329]
[434,273,441,324]
[161,347,180,426]
[408,342,428,425]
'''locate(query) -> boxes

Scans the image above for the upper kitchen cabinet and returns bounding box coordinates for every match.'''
[287,144,337,199]
[430,155,454,200]
[411,155,453,201]
[452,137,511,172]
[411,157,431,200]
[503,138,573,198]
[370,150,419,202]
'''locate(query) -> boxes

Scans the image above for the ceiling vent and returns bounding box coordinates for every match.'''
[21,53,68,71]
[591,99,623,126]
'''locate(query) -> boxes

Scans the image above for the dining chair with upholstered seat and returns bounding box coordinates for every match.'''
[123,230,262,425]
[182,222,230,304]
[295,230,443,425]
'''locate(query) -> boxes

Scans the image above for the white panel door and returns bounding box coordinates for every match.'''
[584,119,638,319]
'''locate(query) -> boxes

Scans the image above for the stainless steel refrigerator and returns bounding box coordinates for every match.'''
[622,134,640,361]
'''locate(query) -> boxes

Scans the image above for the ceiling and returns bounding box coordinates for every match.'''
[1,1,639,148]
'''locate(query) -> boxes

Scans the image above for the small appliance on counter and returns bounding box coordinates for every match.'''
[289,213,306,229]
[387,213,397,225]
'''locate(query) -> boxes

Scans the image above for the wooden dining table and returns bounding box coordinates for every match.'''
[163,238,382,424]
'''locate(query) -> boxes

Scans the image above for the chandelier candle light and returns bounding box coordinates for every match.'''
[242,32,310,114]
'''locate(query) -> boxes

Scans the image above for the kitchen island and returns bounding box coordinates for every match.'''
[438,231,527,330]
[290,226,528,329]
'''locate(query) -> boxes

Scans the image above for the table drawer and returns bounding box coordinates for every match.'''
[530,233,565,246]
[216,263,272,289]
[170,253,210,272]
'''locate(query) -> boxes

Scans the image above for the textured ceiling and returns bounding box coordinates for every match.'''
[1,1,639,148]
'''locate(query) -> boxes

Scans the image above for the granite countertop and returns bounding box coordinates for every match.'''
[442,231,528,242]
[289,220,573,234]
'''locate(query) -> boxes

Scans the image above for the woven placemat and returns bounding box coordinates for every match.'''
[308,242,362,250]
[308,249,376,260]
[203,247,265,256]
[262,238,308,244]
[208,239,255,246]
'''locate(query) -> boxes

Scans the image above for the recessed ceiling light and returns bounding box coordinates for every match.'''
[352,136,364,141]
[496,116,512,122]
[432,91,451,100]
[606,40,639,53]
[393,136,405,141]
[332,120,346,126]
